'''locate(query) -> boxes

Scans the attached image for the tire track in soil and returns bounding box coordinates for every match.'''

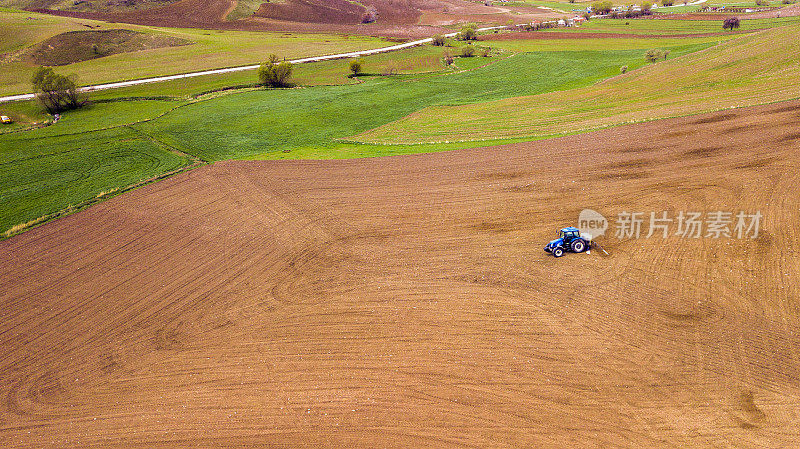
[2,100,800,447]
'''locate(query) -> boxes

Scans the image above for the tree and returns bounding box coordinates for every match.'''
[30,66,84,114]
[461,45,476,57]
[641,1,653,11]
[457,25,477,41]
[591,0,613,14]
[258,54,293,87]
[620,65,628,74]
[443,51,454,66]
[644,48,665,63]
[349,59,363,76]
[662,0,674,5]
[723,17,740,30]
[431,34,446,46]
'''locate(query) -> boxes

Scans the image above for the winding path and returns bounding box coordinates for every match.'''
[0,27,502,104]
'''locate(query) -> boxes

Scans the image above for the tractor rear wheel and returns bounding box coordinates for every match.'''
[571,239,586,253]
[553,247,564,257]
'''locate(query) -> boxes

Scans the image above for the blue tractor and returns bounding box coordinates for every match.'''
[544,226,591,258]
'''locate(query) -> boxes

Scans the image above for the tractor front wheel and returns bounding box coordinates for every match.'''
[553,247,564,257]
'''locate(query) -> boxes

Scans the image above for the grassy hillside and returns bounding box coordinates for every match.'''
[355,24,800,144]
[136,45,707,162]
[0,9,392,96]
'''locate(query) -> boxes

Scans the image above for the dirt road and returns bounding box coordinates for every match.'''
[2,100,800,447]
[0,27,501,104]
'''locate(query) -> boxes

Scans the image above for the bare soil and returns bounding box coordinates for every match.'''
[2,100,800,447]
[26,29,190,66]
[25,0,560,38]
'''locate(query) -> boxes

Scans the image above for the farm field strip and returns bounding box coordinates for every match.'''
[136,45,708,162]
[354,24,800,144]
[549,15,800,33]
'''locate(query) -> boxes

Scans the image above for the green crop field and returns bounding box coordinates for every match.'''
[553,15,800,34]
[0,99,197,234]
[0,9,393,96]
[486,35,730,52]
[0,125,192,236]
[135,44,708,162]
[1,15,796,237]
[0,40,708,235]
[355,24,800,144]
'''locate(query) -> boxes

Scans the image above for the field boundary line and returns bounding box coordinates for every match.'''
[1,159,204,240]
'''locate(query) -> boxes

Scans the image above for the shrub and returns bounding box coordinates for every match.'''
[782,0,790,4]
[457,25,477,41]
[644,48,665,63]
[754,0,768,5]
[723,17,740,30]
[481,46,491,57]
[662,0,674,5]
[362,6,378,23]
[258,54,293,87]
[461,45,476,57]
[31,66,85,114]
[432,34,446,46]
[641,1,652,11]
[620,65,628,74]
[443,51,454,66]
[349,59,363,76]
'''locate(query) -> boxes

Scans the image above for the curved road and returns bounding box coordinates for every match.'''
[0,27,502,104]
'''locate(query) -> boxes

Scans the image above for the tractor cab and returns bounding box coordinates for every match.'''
[559,227,581,244]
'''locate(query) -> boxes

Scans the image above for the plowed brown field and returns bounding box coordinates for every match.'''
[2,101,800,448]
[26,0,557,37]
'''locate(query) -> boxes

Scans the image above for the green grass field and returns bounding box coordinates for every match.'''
[135,44,708,162]
[1,15,796,237]
[0,124,192,235]
[556,15,800,34]
[0,9,393,96]
[486,34,730,52]
[1,39,705,235]
[355,24,800,144]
